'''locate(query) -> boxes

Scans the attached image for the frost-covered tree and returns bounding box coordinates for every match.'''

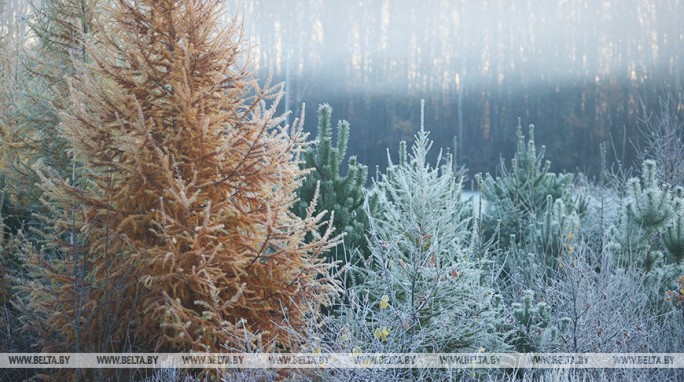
[617,160,676,269]
[0,0,99,220]
[479,121,574,245]
[611,160,684,315]
[346,102,509,354]
[509,289,568,352]
[626,160,672,231]
[18,0,340,362]
[478,121,580,282]
[0,2,92,363]
[0,185,11,305]
[663,188,684,264]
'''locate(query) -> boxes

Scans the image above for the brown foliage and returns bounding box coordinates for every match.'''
[19,0,340,358]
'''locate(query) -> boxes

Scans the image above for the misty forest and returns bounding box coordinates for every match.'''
[1,0,684,381]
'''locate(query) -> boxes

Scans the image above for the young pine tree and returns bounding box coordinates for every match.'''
[294,103,371,264]
[19,0,340,356]
[616,160,684,269]
[608,161,684,318]
[350,102,508,354]
[479,121,574,246]
[478,121,579,282]
[614,160,671,271]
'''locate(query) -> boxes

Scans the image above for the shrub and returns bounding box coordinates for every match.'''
[636,96,684,187]
[546,241,683,353]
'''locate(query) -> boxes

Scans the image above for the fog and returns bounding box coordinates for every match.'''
[242,0,680,90]
[235,0,684,178]
[3,1,683,178]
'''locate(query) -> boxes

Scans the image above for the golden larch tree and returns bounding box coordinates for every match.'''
[20,0,340,355]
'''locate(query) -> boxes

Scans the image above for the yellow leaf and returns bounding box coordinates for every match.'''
[379,295,390,310]
[374,326,390,341]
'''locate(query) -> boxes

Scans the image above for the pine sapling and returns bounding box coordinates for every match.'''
[295,104,371,266]
[663,187,684,264]
[480,121,574,250]
[348,101,508,354]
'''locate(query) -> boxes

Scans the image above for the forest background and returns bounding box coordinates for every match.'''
[3,0,683,179]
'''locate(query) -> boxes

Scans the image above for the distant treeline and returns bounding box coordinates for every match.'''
[237,0,684,181]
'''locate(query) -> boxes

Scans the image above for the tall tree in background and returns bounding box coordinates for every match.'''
[18,0,340,360]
